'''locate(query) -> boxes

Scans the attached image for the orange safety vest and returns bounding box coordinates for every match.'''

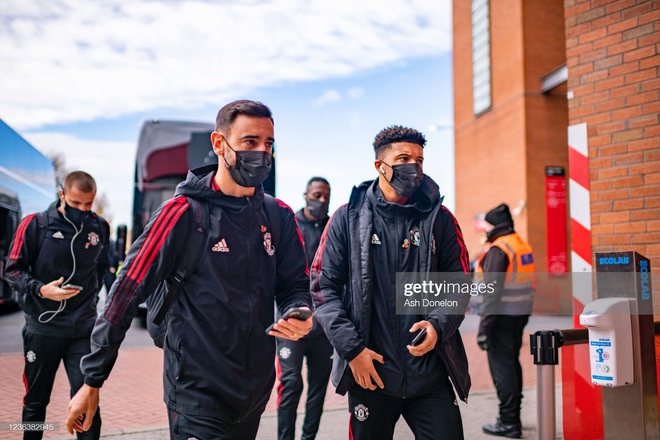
[475,232,535,314]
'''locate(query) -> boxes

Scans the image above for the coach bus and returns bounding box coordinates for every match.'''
[132,119,276,242]
[0,119,57,305]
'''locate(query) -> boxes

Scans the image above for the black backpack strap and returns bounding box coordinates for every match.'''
[263,195,281,250]
[35,210,48,249]
[151,196,209,325]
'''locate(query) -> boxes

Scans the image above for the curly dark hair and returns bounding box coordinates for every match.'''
[372,125,426,158]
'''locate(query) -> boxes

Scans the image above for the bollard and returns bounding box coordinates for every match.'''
[530,330,564,440]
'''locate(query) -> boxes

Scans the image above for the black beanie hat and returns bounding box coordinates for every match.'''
[485,203,514,227]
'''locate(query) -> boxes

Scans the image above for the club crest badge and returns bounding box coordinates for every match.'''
[87,232,100,246]
[279,347,292,359]
[354,404,369,422]
[410,226,420,246]
[402,239,410,249]
[26,350,36,363]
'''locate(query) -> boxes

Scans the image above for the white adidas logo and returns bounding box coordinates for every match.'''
[371,234,381,245]
[212,238,229,253]
[52,231,64,239]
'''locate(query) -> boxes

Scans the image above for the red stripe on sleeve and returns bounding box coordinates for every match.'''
[310,204,346,304]
[9,214,37,260]
[441,206,470,274]
[126,197,189,282]
[105,198,189,323]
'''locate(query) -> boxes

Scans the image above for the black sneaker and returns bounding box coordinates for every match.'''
[482,422,522,438]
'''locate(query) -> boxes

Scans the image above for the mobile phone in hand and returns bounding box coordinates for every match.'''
[61,284,83,291]
[265,307,313,334]
[411,328,427,346]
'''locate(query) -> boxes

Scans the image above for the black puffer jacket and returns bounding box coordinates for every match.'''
[6,201,110,338]
[81,165,312,422]
[311,177,472,402]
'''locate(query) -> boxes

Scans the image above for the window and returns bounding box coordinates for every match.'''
[472,0,492,115]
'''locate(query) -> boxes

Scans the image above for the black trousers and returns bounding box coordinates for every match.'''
[347,380,463,440]
[22,328,101,440]
[486,315,529,426]
[168,409,261,440]
[276,333,333,440]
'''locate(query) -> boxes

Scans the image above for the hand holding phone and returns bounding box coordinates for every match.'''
[411,328,427,346]
[265,307,313,334]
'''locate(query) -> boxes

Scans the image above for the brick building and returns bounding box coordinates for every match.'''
[453,0,659,308]
[452,1,659,438]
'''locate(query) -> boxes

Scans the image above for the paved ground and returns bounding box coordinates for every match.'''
[0,314,572,439]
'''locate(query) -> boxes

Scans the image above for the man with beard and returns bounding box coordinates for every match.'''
[66,100,313,440]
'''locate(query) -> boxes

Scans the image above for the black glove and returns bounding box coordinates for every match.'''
[477,333,488,351]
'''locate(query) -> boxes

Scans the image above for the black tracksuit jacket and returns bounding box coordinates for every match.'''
[311,177,472,401]
[81,166,312,422]
[6,202,110,338]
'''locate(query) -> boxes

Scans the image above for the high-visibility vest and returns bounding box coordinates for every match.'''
[475,232,535,314]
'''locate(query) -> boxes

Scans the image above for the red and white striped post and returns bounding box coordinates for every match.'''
[562,122,603,439]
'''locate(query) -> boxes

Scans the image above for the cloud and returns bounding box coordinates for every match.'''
[313,89,342,106]
[0,0,452,129]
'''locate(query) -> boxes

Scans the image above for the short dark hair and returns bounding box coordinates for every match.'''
[63,171,96,194]
[306,176,330,190]
[373,125,426,158]
[215,100,273,133]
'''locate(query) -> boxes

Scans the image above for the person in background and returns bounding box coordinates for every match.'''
[277,177,333,440]
[6,171,110,440]
[476,203,534,439]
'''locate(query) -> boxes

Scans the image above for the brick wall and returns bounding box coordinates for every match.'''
[565,0,660,266]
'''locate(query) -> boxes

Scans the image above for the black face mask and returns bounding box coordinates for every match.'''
[306,199,329,221]
[381,162,424,198]
[223,138,272,188]
[63,202,90,226]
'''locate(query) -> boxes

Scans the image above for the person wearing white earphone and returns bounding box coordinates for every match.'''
[6,171,110,440]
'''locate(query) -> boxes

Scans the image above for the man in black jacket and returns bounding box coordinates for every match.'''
[7,171,110,440]
[65,100,313,440]
[311,126,471,439]
[277,177,333,440]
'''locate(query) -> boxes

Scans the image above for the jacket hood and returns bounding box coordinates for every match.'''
[174,164,265,211]
[353,174,443,213]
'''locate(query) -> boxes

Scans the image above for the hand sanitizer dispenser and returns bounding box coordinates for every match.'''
[579,298,634,387]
